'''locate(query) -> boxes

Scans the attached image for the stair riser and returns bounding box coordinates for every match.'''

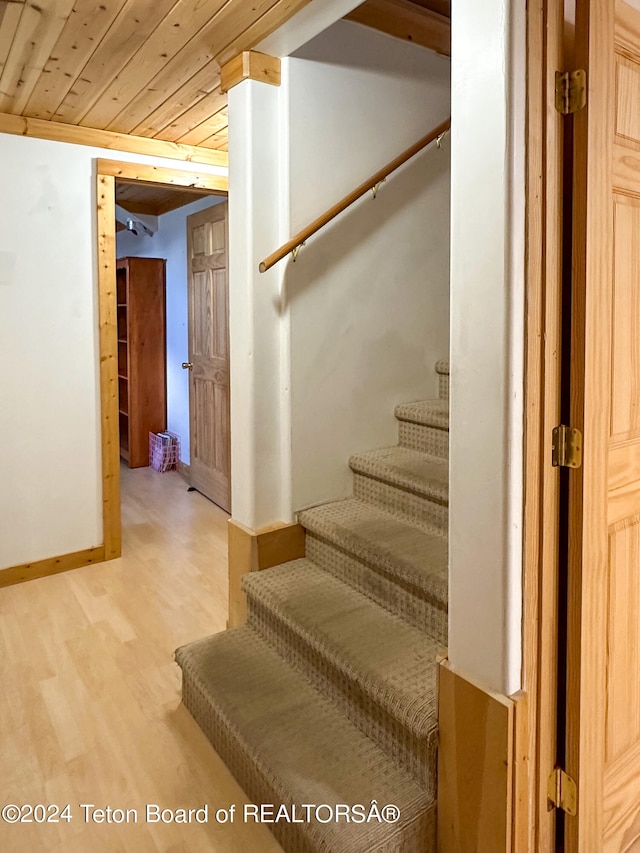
[439,373,449,401]
[397,421,448,459]
[306,534,447,647]
[353,473,448,536]
[246,594,438,792]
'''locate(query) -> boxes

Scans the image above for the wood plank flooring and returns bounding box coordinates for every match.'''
[0,465,283,852]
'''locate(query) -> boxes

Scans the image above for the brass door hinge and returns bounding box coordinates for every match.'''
[547,767,577,815]
[552,425,582,469]
[555,69,587,115]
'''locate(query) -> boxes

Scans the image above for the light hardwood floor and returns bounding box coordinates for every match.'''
[0,465,283,852]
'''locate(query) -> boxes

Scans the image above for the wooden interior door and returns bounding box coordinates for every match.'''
[566,1,640,848]
[186,202,231,512]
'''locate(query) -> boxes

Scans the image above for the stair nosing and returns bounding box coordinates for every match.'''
[349,447,448,504]
[394,399,449,430]
[299,499,448,603]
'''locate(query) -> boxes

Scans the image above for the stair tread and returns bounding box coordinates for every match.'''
[176,626,432,852]
[299,498,447,602]
[395,398,449,429]
[350,447,448,502]
[243,559,440,739]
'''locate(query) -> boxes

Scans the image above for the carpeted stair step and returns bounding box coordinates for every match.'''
[299,498,447,644]
[436,359,449,401]
[395,399,449,458]
[349,446,448,535]
[176,626,435,853]
[243,560,440,789]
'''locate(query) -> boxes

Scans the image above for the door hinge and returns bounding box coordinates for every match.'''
[547,767,577,816]
[555,69,587,115]
[552,425,582,469]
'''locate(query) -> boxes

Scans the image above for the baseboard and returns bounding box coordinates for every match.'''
[437,659,515,853]
[227,519,306,628]
[0,545,107,588]
[178,460,191,482]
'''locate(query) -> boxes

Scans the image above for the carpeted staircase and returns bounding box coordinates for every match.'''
[175,360,450,852]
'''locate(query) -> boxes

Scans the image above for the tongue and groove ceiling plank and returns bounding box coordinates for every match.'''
[0,3,23,76]
[22,0,129,120]
[129,66,223,138]
[153,86,226,143]
[0,0,77,114]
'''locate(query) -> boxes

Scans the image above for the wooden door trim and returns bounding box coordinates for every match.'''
[97,160,229,561]
[514,0,565,848]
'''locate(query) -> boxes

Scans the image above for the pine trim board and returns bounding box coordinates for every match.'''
[0,547,106,588]
[0,112,228,166]
[227,520,306,628]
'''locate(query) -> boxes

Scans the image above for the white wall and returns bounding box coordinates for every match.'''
[286,22,451,510]
[116,195,225,464]
[448,0,525,696]
[0,132,226,570]
[228,78,290,530]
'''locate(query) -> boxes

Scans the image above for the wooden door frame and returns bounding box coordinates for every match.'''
[96,159,228,560]
[514,0,565,848]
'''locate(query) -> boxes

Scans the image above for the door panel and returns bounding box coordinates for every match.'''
[611,196,640,441]
[568,1,640,849]
[187,202,230,512]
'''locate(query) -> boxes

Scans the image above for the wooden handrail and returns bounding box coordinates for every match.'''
[258,117,451,273]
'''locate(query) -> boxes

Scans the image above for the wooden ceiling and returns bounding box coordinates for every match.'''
[0,0,314,153]
[0,0,449,157]
[115,180,215,216]
[346,0,450,55]
[409,0,450,16]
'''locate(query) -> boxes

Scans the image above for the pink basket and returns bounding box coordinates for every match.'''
[149,431,180,472]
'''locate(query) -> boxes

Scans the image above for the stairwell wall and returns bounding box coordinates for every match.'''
[448,0,526,697]
[228,22,451,530]
[286,23,451,512]
[286,22,451,514]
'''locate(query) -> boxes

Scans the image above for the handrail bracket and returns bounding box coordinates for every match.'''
[371,178,386,199]
[291,242,305,262]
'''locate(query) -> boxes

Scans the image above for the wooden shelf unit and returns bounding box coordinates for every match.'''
[116,257,167,468]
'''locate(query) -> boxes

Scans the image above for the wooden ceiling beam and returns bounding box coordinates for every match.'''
[345,0,450,57]
[0,112,228,167]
